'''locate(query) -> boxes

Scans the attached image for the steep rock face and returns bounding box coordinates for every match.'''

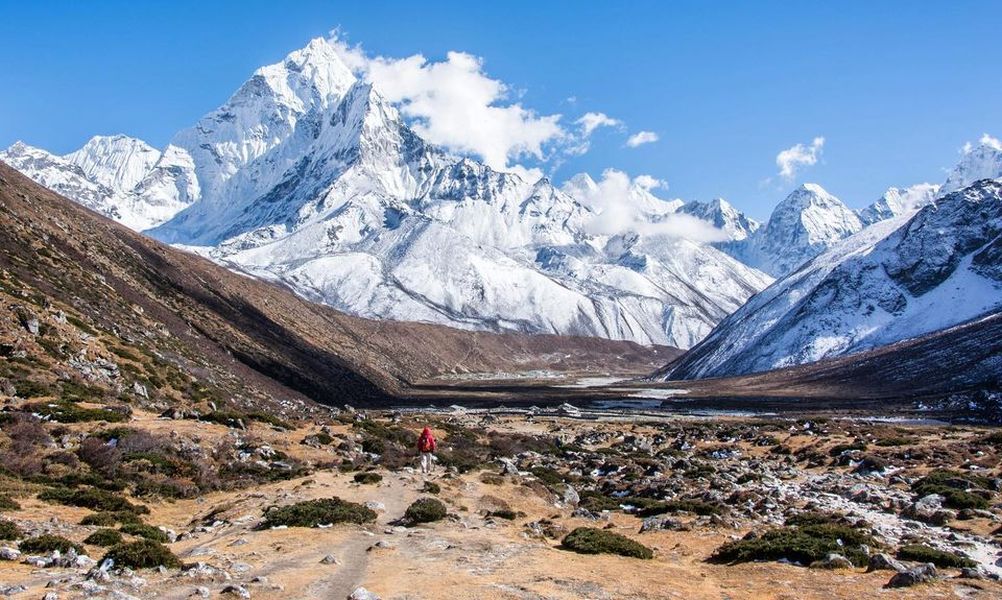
[664,180,1002,379]
[723,184,862,277]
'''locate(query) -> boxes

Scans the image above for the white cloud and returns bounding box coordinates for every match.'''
[330,36,564,170]
[564,169,727,242]
[963,133,1002,154]
[776,136,825,179]
[576,112,622,136]
[626,131,659,147]
[633,174,666,190]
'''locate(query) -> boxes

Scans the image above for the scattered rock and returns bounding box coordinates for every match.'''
[320,554,340,565]
[866,553,907,573]
[886,563,938,588]
[810,553,854,569]
[348,587,380,600]
[221,584,251,598]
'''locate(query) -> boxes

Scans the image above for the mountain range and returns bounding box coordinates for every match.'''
[0,38,772,349]
[2,36,1001,384]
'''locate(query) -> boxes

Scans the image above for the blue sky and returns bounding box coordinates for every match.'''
[1,0,999,219]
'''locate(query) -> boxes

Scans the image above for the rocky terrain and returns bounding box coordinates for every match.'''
[1,405,1000,599]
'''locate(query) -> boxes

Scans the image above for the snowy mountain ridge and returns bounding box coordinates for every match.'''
[664,179,1002,379]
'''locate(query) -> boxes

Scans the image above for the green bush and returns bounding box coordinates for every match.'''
[530,466,565,487]
[422,481,441,495]
[578,491,622,512]
[784,512,847,527]
[0,520,23,540]
[486,509,521,520]
[84,528,123,547]
[120,522,169,542]
[912,470,993,510]
[404,498,447,524]
[261,498,376,528]
[24,400,127,423]
[711,524,876,567]
[635,499,722,517]
[353,472,382,485]
[38,487,148,514]
[20,534,83,555]
[80,511,144,526]
[101,539,181,569]
[828,441,867,456]
[562,527,653,559]
[897,544,977,569]
[875,436,915,447]
[15,380,51,398]
[0,494,20,512]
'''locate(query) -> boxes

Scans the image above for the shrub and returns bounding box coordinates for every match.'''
[875,436,915,447]
[897,544,976,568]
[25,400,128,423]
[84,528,123,547]
[120,522,169,542]
[302,432,334,446]
[912,470,993,510]
[0,494,20,512]
[635,499,722,517]
[784,512,847,527]
[0,520,23,540]
[530,466,565,487]
[562,527,653,559]
[244,411,294,430]
[261,498,376,528]
[80,511,143,526]
[828,441,867,456]
[578,491,622,512]
[353,472,382,485]
[486,509,521,520]
[711,523,876,567]
[20,534,83,555]
[422,481,441,495]
[404,498,447,524]
[360,437,386,455]
[15,380,50,398]
[101,539,181,569]
[38,487,148,514]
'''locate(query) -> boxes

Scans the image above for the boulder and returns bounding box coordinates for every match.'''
[866,553,907,573]
[886,563,938,588]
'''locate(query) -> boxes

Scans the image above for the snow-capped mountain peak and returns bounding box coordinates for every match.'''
[64,134,161,192]
[717,183,862,277]
[677,197,760,241]
[941,134,1002,195]
[857,183,940,226]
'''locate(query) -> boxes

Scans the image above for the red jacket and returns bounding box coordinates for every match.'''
[417,427,436,452]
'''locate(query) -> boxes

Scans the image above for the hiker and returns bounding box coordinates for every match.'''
[417,426,437,474]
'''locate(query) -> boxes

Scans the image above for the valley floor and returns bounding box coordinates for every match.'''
[2,408,1002,599]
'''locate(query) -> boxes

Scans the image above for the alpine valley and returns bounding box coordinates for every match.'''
[4,21,1002,600]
